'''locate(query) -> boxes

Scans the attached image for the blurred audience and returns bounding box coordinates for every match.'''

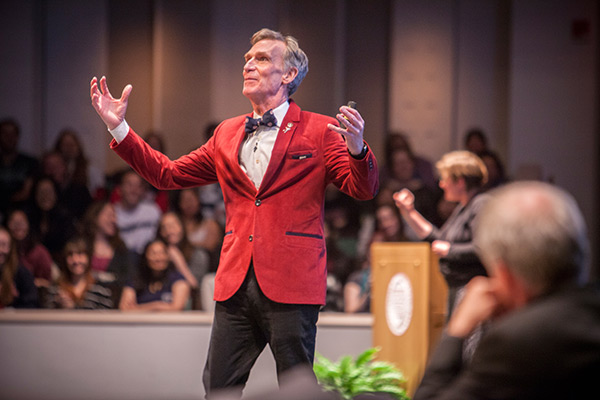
[478,150,508,190]
[463,128,507,191]
[107,131,169,213]
[172,188,223,273]
[343,203,408,313]
[0,118,39,219]
[384,131,437,191]
[41,150,92,219]
[343,256,371,313]
[119,239,190,311]
[0,117,521,316]
[0,226,38,308]
[380,147,444,235]
[324,188,364,263]
[42,237,113,309]
[143,131,169,212]
[82,201,133,305]
[322,221,355,312]
[6,208,53,287]
[157,211,211,310]
[197,123,226,226]
[463,128,488,154]
[53,128,105,199]
[113,170,162,257]
[27,176,78,261]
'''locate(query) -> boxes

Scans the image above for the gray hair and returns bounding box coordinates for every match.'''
[250,28,309,96]
[475,181,590,295]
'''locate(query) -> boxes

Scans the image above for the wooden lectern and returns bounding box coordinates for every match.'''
[370,242,447,397]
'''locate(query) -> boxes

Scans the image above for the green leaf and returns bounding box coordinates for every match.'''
[371,384,409,399]
[371,371,406,383]
[355,347,379,367]
[312,347,411,400]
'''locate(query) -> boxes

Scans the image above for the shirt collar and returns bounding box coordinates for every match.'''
[252,101,290,128]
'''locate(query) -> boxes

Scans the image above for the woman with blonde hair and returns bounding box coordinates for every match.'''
[394,151,489,320]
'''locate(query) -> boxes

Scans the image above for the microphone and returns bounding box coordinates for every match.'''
[337,101,357,130]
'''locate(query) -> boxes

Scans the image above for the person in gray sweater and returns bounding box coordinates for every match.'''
[394,151,490,319]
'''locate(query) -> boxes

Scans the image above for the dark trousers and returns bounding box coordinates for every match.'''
[202,264,320,398]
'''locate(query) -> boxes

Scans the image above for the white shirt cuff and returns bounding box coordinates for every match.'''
[108,120,130,143]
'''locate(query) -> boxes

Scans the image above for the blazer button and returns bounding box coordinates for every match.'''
[248,235,253,242]
[255,199,261,206]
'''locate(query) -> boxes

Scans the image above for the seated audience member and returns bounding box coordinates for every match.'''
[82,201,132,304]
[119,239,190,311]
[371,203,406,243]
[107,132,169,212]
[53,128,106,200]
[478,150,507,190]
[113,170,162,257]
[463,128,507,191]
[414,181,600,400]
[27,177,77,261]
[343,203,407,313]
[324,188,364,262]
[321,221,352,312]
[324,221,356,289]
[157,211,210,309]
[172,188,222,272]
[382,147,444,232]
[344,256,370,313]
[197,123,226,226]
[142,131,169,212]
[41,150,92,219]
[385,131,437,191]
[0,227,38,308]
[42,237,113,310]
[0,118,40,218]
[463,128,488,154]
[6,208,53,287]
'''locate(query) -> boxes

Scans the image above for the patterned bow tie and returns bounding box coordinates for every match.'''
[245,109,277,133]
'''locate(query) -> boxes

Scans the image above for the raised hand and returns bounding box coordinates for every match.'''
[327,105,365,155]
[393,188,415,213]
[432,240,451,257]
[90,76,132,130]
[447,276,500,338]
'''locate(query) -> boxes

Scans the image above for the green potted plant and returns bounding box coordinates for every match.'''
[313,347,410,400]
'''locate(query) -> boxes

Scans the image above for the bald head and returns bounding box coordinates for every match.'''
[476,181,589,295]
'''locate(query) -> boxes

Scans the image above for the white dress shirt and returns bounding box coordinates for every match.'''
[239,101,289,189]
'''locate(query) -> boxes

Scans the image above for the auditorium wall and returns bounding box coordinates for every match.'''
[0,0,598,268]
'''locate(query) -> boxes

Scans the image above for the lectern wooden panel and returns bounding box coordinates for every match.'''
[371,242,447,397]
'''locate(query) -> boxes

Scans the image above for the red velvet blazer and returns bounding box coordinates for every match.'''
[111,100,379,304]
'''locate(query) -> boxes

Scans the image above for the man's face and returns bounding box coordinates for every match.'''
[242,39,289,104]
[120,173,144,208]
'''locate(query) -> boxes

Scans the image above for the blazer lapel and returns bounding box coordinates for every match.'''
[231,115,259,196]
[258,100,301,196]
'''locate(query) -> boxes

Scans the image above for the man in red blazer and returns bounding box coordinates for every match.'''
[91,28,378,397]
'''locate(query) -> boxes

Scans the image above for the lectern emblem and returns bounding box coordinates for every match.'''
[385,273,413,336]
